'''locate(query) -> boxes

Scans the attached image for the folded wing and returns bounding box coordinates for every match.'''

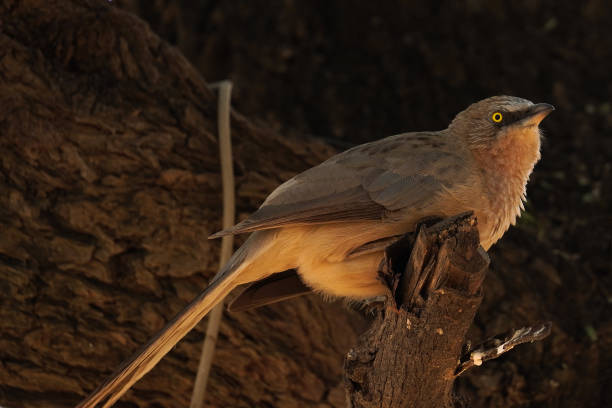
[210,131,465,238]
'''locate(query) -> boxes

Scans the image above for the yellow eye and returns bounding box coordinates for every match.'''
[491,112,503,123]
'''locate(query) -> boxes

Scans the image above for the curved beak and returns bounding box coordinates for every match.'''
[522,103,555,126]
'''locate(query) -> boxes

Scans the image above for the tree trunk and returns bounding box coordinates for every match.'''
[0,2,366,407]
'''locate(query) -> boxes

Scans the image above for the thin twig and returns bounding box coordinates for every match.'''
[455,321,552,376]
[190,80,235,408]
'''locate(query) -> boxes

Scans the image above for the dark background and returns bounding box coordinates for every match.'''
[117,1,610,406]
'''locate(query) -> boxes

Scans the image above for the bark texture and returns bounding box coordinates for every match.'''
[345,215,489,408]
[0,2,366,407]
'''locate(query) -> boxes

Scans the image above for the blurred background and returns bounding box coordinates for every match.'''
[111,1,611,406]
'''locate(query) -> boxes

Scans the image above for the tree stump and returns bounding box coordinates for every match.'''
[344,214,551,408]
[344,214,489,408]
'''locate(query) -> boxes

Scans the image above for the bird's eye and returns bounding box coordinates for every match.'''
[491,112,503,123]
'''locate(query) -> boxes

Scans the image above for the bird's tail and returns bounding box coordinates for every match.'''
[76,268,240,408]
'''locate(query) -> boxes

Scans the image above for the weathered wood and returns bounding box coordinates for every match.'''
[0,2,364,407]
[344,214,490,408]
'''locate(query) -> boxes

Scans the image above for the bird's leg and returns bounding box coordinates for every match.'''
[359,295,388,313]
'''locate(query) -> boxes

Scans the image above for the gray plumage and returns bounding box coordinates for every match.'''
[210,130,468,237]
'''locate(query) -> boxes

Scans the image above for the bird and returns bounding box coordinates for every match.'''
[77,95,553,407]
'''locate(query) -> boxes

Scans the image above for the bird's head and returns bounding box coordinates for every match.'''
[448,95,554,152]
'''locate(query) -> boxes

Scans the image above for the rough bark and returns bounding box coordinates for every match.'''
[344,214,489,408]
[0,2,366,407]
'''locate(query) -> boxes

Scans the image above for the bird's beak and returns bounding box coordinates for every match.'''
[521,103,555,126]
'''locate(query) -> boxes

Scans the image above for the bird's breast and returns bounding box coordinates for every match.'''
[471,127,542,248]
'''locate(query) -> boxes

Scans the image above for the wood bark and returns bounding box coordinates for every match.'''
[0,2,367,407]
[344,214,490,408]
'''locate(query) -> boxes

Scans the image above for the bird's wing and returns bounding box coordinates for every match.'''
[228,269,312,312]
[210,131,467,238]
